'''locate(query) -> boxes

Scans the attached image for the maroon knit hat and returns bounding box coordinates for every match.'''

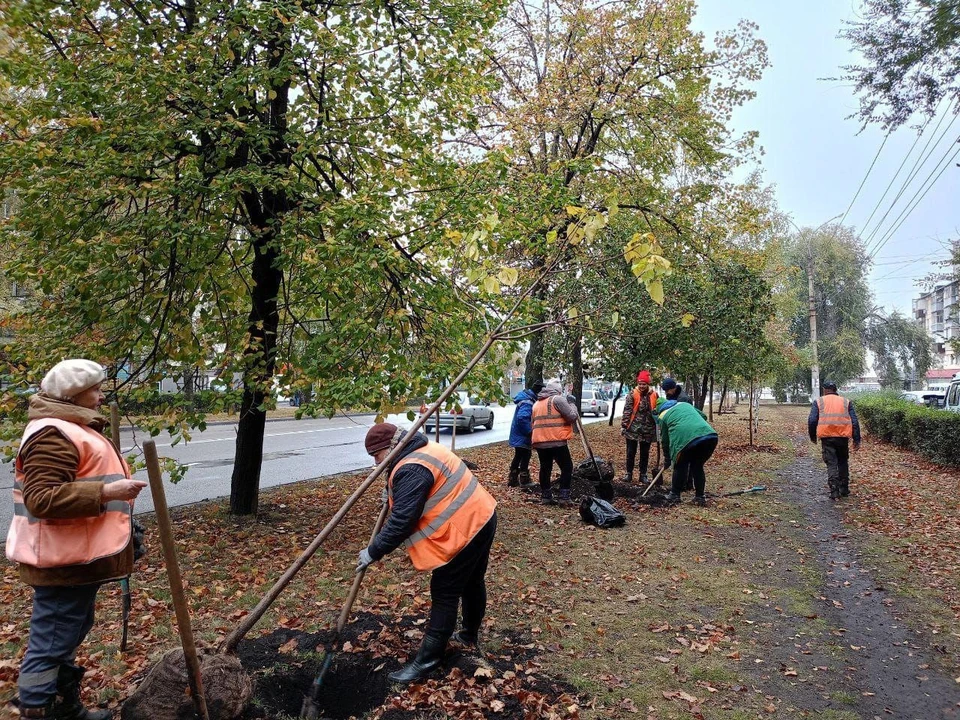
[365,422,399,455]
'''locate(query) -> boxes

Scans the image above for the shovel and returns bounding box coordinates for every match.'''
[720,484,767,497]
[575,416,614,501]
[640,467,665,498]
[108,401,134,653]
[301,500,390,720]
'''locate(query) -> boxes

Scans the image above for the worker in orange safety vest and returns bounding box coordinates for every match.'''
[7,359,146,720]
[808,380,861,500]
[357,422,497,685]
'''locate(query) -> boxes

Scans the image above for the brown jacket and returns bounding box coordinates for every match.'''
[14,394,133,587]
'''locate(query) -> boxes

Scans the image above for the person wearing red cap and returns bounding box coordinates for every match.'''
[357,422,498,684]
[620,370,659,484]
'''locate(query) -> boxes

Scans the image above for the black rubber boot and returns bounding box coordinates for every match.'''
[557,488,572,507]
[664,491,682,505]
[840,481,850,497]
[517,471,535,489]
[388,632,448,684]
[55,666,111,720]
[452,628,479,648]
[624,471,633,484]
[507,469,520,487]
[692,495,706,507]
[20,705,54,719]
[540,489,556,505]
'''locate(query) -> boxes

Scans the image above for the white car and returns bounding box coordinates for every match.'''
[579,390,609,417]
[420,391,495,433]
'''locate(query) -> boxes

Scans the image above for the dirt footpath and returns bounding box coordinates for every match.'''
[738,436,959,719]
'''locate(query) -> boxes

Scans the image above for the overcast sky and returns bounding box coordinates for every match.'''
[692,1,960,316]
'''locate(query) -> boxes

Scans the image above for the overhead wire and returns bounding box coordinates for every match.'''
[838,133,889,228]
[855,98,947,244]
[863,102,960,254]
[868,137,960,259]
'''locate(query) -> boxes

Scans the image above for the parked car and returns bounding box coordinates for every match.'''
[420,391,494,433]
[900,390,945,407]
[579,389,609,417]
[943,377,960,412]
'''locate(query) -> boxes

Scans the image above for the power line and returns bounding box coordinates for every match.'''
[856,98,947,243]
[839,133,889,228]
[868,138,960,259]
[863,103,959,254]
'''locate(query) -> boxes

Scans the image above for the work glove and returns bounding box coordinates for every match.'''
[356,548,373,574]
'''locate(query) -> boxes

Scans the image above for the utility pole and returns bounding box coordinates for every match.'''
[808,239,820,401]
[788,215,841,401]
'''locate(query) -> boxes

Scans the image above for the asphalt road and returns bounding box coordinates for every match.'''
[0,406,612,530]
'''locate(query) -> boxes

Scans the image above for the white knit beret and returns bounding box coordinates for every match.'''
[40,359,106,401]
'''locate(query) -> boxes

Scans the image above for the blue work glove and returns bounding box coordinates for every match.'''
[356,548,373,574]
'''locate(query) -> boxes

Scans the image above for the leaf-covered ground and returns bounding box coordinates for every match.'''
[2,404,959,719]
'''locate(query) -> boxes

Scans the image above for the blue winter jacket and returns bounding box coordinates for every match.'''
[509,388,538,449]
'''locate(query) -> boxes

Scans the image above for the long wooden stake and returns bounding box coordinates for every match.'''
[144,440,210,720]
[221,231,588,653]
[222,334,498,653]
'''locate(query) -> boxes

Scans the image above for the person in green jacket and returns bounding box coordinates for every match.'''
[655,395,719,506]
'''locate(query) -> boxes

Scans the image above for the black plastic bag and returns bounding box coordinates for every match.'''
[578,495,626,529]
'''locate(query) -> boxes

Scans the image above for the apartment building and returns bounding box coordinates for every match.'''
[913,280,960,385]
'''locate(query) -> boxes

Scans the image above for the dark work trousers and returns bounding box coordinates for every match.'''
[671,434,719,497]
[820,437,850,496]
[624,438,652,477]
[509,447,532,474]
[19,583,100,707]
[428,512,498,639]
[536,445,573,492]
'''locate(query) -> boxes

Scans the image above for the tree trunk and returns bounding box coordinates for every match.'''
[719,379,728,414]
[748,380,754,446]
[182,367,195,401]
[230,23,291,516]
[524,327,546,389]
[708,373,714,423]
[571,333,583,409]
[693,373,709,410]
[609,381,623,426]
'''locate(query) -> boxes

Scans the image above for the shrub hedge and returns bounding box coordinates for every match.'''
[854,392,960,467]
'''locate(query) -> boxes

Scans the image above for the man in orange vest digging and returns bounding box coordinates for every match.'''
[808,380,861,500]
[7,360,147,720]
[530,382,580,506]
[357,422,498,684]
[620,370,658,484]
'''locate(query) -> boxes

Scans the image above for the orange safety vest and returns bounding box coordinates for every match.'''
[6,418,133,569]
[531,397,573,445]
[389,442,497,571]
[816,394,854,438]
[625,389,658,426]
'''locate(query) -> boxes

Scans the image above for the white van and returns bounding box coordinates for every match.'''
[943,375,960,412]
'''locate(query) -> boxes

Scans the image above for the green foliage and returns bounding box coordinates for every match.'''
[841,0,960,130]
[866,311,934,388]
[855,392,960,467]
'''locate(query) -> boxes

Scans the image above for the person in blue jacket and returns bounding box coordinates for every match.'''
[507,380,544,487]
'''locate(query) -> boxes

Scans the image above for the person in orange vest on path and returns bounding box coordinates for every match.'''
[357,422,498,684]
[7,360,147,720]
[620,370,658,484]
[530,382,580,506]
[808,380,861,500]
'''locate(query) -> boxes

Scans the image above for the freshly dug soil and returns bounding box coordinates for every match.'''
[236,613,582,720]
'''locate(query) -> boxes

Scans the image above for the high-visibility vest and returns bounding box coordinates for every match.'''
[389,442,496,571]
[816,394,854,438]
[531,397,573,444]
[6,418,133,569]
[625,389,658,427]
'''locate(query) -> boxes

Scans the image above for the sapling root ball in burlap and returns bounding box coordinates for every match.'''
[121,647,252,720]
